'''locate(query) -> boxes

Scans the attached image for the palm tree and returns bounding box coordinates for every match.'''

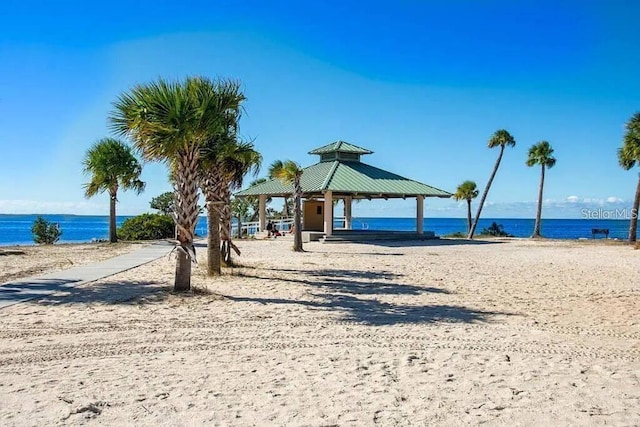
[218,143,261,266]
[200,139,261,274]
[526,141,557,238]
[453,180,478,234]
[618,112,640,242]
[197,94,245,276]
[468,129,516,239]
[110,76,243,291]
[269,160,304,251]
[82,138,145,243]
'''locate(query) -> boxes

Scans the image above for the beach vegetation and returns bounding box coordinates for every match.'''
[618,112,640,243]
[231,196,252,238]
[200,137,261,275]
[31,216,62,244]
[443,231,467,238]
[110,76,242,292]
[150,192,175,216]
[453,180,478,234]
[479,222,513,237]
[269,160,304,252]
[82,138,145,243]
[118,213,175,240]
[526,141,556,238]
[468,129,516,239]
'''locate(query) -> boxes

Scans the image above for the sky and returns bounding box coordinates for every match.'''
[1,0,639,219]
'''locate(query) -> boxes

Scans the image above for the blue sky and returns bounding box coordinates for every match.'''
[1,0,639,218]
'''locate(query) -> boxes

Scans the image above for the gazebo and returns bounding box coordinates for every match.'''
[235,141,452,237]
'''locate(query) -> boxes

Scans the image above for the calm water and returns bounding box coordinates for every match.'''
[0,215,209,246]
[353,217,632,240]
[0,215,632,246]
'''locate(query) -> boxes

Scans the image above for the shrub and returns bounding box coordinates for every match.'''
[31,216,62,244]
[118,213,175,241]
[479,222,513,237]
[443,231,467,238]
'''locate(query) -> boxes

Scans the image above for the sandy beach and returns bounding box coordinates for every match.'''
[0,238,638,425]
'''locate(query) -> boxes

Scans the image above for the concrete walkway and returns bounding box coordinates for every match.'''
[0,242,176,309]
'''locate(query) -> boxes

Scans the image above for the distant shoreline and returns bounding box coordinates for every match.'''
[0,213,633,221]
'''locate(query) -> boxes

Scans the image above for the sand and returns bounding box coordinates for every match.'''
[0,238,638,425]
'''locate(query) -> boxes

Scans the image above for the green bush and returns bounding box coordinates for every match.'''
[443,231,467,238]
[479,222,513,237]
[32,216,62,244]
[118,213,175,241]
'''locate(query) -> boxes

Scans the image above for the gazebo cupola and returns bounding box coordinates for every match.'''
[309,140,373,163]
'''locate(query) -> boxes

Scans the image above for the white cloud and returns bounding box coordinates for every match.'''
[567,195,579,203]
[606,196,624,204]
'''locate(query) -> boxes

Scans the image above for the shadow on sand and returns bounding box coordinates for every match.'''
[19,280,170,306]
[324,238,507,248]
[238,268,441,297]
[230,267,508,325]
[226,294,505,326]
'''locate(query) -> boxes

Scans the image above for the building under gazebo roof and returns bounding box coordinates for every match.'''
[235,141,452,237]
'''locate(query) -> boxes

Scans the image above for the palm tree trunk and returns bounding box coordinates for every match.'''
[283,197,291,217]
[629,172,640,242]
[173,149,201,292]
[466,199,472,234]
[532,165,545,238]
[207,202,221,275]
[200,170,224,276]
[468,145,505,239]
[175,250,192,289]
[109,192,117,243]
[293,179,303,252]
[220,187,233,266]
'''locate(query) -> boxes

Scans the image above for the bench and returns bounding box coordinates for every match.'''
[591,228,609,239]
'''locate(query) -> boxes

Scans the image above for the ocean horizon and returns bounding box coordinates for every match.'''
[0,214,633,246]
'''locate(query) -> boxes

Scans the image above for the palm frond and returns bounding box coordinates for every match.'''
[526,140,556,169]
[488,129,516,148]
[81,137,145,198]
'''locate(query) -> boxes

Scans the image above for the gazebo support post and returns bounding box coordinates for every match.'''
[259,195,266,232]
[324,190,333,236]
[416,195,424,235]
[344,196,352,230]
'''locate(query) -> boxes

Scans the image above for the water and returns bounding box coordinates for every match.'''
[353,217,632,240]
[0,215,209,246]
[0,214,632,246]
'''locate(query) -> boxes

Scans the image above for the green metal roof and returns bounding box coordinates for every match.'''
[235,160,452,198]
[308,141,373,155]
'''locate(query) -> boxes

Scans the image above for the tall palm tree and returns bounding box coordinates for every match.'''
[110,76,243,291]
[269,160,304,252]
[468,129,516,239]
[618,112,640,242]
[82,138,145,243]
[218,143,261,266]
[200,139,261,274]
[526,141,557,238]
[198,94,245,276]
[453,180,478,234]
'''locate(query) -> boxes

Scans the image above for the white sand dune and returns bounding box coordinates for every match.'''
[0,238,638,425]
